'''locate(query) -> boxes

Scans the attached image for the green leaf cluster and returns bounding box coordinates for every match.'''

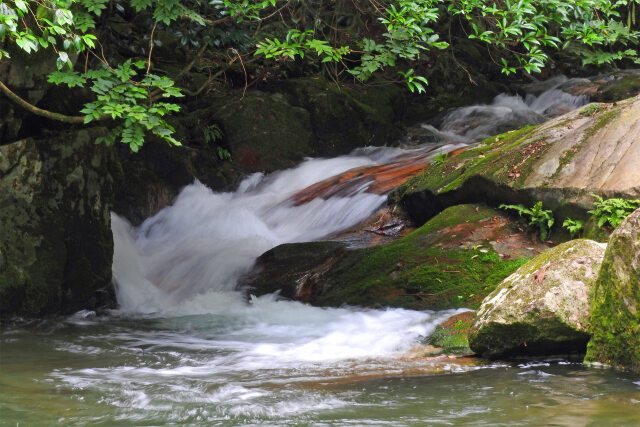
[2,0,640,152]
[49,60,183,151]
[500,201,555,241]
[588,194,640,228]
[562,218,585,237]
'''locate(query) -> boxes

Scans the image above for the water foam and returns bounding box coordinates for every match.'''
[112,152,410,313]
[412,79,589,143]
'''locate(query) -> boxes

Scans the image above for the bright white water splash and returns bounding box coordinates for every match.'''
[112,145,465,313]
[413,77,589,143]
[106,145,472,420]
[113,155,381,312]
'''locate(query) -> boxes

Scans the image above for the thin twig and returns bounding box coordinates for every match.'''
[231,48,249,98]
[147,23,157,74]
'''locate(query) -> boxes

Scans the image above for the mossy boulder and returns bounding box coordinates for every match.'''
[585,208,640,373]
[244,204,543,309]
[428,311,475,355]
[269,77,404,156]
[469,239,606,358]
[591,70,640,102]
[201,77,404,174]
[0,128,117,317]
[391,95,640,226]
[209,90,315,173]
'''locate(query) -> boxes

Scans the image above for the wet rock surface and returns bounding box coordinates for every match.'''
[0,128,117,317]
[585,208,640,373]
[199,77,405,174]
[392,94,640,226]
[243,204,547,309]
[469,239,606,358]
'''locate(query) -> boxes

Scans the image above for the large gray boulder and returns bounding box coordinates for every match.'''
[469,239,606,358]
[0,128,118,317]
[391,95,640,225]
[585,208,640,373]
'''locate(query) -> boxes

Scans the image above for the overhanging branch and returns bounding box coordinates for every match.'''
[0,80,86,124]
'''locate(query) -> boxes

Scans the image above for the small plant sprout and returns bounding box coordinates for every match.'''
[433,152,449,165]
[500,201,555,241]
[562,218,584,238]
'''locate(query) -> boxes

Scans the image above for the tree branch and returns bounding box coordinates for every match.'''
[0,80,87,124]
[149,43,210,102]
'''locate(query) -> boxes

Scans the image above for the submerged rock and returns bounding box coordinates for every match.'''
[585,208,640,373]
[0,128,117,317]
[241,241,348,301]
[428,311,475,355]
[469,239,606,358]
[243,204,546,309]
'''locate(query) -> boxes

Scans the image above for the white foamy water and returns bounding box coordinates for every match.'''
[42,300,467,423]
[104,145,471,420]
[413,79,589,143]
[112,145,469,314]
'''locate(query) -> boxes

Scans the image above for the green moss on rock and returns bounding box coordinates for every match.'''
[0,129,117,318]
[390,125,540,204]
[391,96,640,229]
[246,204,531,310]
[585,208,640,373]
[428,311,475,355]
[469,239,606,358]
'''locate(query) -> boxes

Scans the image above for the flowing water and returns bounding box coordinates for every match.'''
[2,82,639,426]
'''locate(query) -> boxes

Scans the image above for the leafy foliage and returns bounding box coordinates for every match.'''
[2,0,640,150]
[562,218,584,237]
[588,194,640,228]
[432,151,449,165]
[234,0,640,88]
[0,0,190,149]
[579,103,606,116]
[500,201,555,241]
[203,124,231,160]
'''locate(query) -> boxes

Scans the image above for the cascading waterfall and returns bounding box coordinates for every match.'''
[113,154,391,313]
[5,80,640,426]
[411,78,589,143]
[112,81,589,315]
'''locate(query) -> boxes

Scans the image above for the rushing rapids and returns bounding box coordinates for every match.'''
[112,81,589,312]
[8,81,636,426]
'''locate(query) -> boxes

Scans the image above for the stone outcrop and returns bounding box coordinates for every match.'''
[200,77,405,173]
[585,208,640,373]
[114,77,406,224]
[242,204,547,309]
[0,49,59,143]
[469,239,606,358]
[0,128,117,317]
[391,95,640,226]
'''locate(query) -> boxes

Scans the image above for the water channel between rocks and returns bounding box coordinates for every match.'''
[2,79,640,425]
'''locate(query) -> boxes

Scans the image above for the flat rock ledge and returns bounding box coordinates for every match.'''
[469,239,606,358]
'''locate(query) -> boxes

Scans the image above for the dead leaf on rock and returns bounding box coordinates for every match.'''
[533,263,551,284]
